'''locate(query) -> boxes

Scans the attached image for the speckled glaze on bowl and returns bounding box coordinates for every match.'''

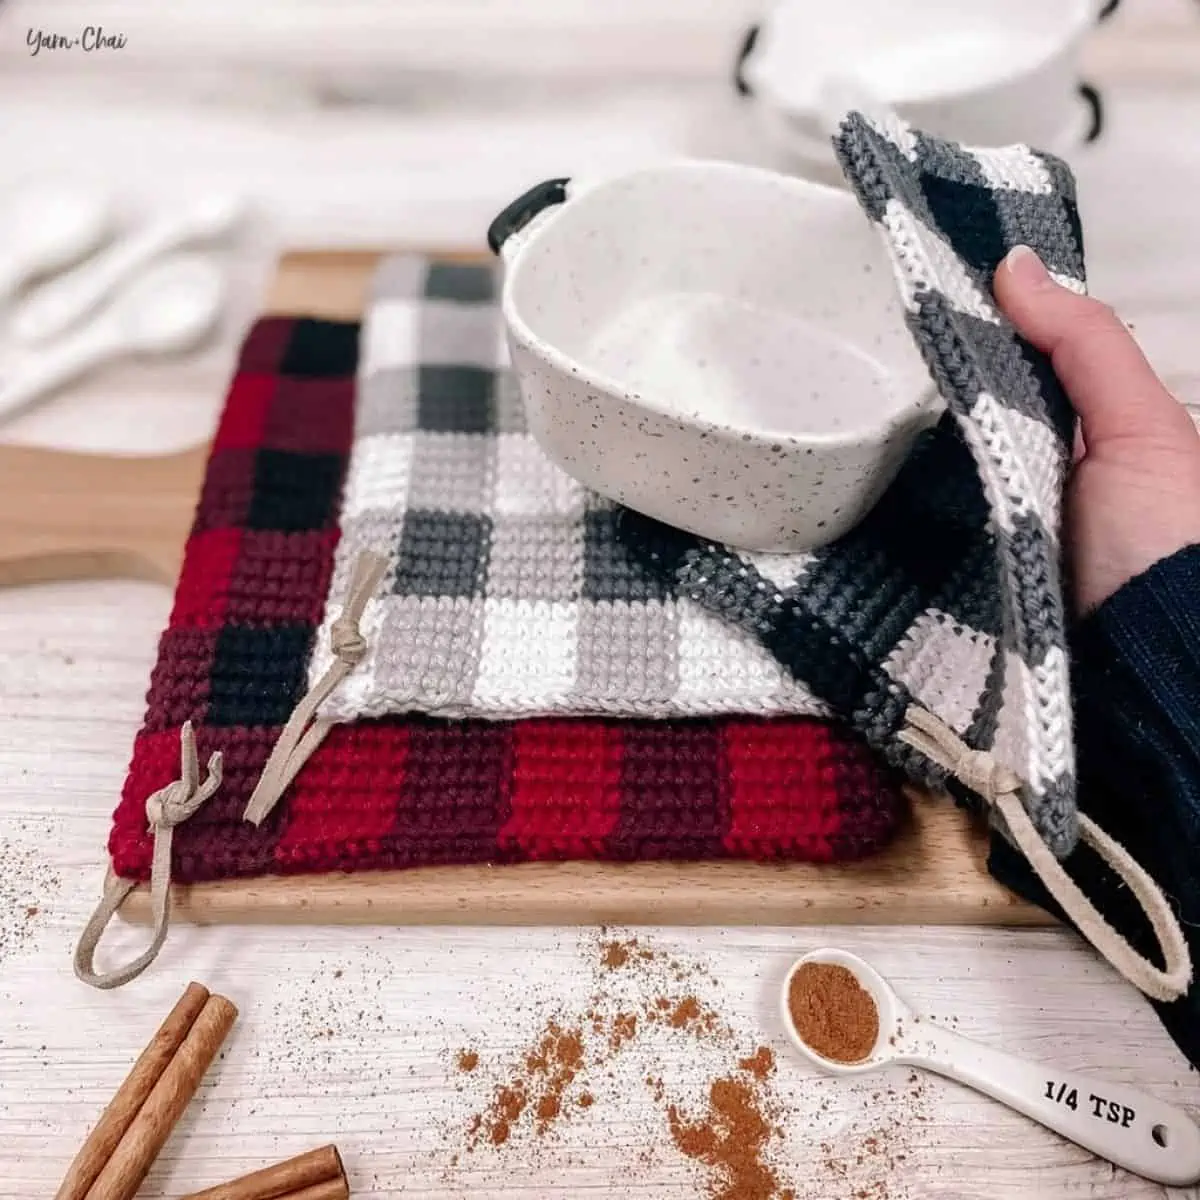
[488,162,938,553]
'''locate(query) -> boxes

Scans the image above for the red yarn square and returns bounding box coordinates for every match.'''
[194,448,258,532]
[169,528,242,631]
[274,722,411,866]
[225,529,339,625]
[264,376,355,454]
[237,316,296,374]
[212,374,276,451]
[142,629,219,731]
[501,721,623,858]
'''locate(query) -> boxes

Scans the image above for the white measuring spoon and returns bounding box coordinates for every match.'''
[781,948,1200,1187]
[0,255,224,423]
[0,182,112,305]
[11,193,245,343]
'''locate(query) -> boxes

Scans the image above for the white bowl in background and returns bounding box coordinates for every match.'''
[738,0,1100,181]
[488,163,939,554]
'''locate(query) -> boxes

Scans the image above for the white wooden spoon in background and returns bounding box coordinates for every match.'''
[0,254,225,424]
[11,194,245,343]
[0,182,113,306]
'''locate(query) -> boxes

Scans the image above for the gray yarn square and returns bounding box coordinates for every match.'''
[573,598,680,707]
[406,432,496,513]
[392,510,493,599]
[371,255,429,301]
[374,593,485,708]
[356,368,420,437]
[486,513,583,601]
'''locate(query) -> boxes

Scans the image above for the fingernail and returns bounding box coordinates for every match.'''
[1006,244,1050,286]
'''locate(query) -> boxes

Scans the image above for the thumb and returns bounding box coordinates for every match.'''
[993,245,1191,450]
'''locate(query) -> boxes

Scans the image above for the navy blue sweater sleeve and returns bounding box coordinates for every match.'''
[989,543,1200,1068]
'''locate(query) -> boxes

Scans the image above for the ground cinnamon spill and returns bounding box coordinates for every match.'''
[601,939,630,969]
[668,996,702,1028]
[668,1074,784,1200]
[452,933,795,1196]
[467,1023,586,1145]
[600,935,657,969]
[787,962,879,1064]
[487,1084,527,1145]
[610,1012,638,1051]
[738,1046,776,1081]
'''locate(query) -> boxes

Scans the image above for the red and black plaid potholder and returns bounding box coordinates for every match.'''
[110,308,904,886]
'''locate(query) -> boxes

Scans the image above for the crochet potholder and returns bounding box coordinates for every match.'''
[619,113,1189,1001]
[76,310,903,991]
[304,254,823,724]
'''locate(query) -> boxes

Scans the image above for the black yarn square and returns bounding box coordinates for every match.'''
[417,366,494,433]
[392,510,492,598]
[279,318,359,379]
[582,509,674,603]
[247,450,343,532]
[917,171,1006,278]
[207,624,314,726]
[424,262,495,303]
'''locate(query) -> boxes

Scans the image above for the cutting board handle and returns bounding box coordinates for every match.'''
[0,443,206,588]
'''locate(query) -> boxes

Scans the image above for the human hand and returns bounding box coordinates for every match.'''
[993,246,1200,614]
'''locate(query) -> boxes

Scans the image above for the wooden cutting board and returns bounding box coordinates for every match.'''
[0,249,1050,928]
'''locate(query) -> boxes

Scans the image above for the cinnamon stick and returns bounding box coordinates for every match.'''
[55,982,211,1200]
[84,992,239,1200]
[179,1145,347,1200]
[280,1179,349,1200]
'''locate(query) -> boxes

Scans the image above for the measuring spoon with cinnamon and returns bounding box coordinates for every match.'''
[780,948,1200,1187]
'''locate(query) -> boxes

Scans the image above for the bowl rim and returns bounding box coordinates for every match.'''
[500,159,935,451]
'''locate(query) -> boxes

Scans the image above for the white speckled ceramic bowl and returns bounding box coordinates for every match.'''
[487,162,938,553]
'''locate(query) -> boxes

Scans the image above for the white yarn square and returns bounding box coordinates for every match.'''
[883,198,1000,324]
[492,434,587,517]
[473,598,579,710]
[674,601,823,715]
[360,298,422,374]
[341,433,415,519]
[883,609,996,736]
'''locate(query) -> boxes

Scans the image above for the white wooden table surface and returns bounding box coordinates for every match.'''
[1,58,1199,1200]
